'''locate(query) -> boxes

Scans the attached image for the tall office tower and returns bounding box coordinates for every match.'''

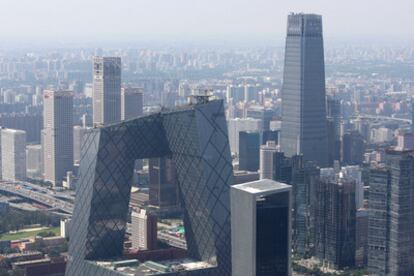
[130,209,157,250]
[315,177,356,269]
[368,149,414,275]
[368,165,390,275]
[26,144,43,179]
[290,156,320,257]
[260,141,278,180]
[227,118,262,154]
[1,129,26,181]
[280,13,328,166]
[231,179,292,276]
[148,157,179,209]
[321,165,364,210]
[67,100,233,275]
[238,131,260,172]
[92,57,121,126]
[121,87,143,121]
[272,153,320,256]
[342,130,365,165]
[73,126,89,165]
[42,90,73,187]
[327,96,341,163]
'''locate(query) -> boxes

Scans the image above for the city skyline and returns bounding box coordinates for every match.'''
[0,5,414,276]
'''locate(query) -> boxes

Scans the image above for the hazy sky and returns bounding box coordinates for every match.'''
[1,0,413,44]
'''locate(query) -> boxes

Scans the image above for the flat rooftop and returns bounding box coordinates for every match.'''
[95,258,213,275]
[232,179,291,195]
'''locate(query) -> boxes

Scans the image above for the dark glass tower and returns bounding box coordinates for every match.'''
[66,100,233,276]
[280,13,328,167]
[239,131,260,172]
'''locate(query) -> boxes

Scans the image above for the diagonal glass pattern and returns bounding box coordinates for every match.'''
[66,100,233,276]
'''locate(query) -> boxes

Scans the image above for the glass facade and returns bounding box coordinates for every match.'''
[256,192,290,275]
[280,13,328,167]
[66,100,233,276]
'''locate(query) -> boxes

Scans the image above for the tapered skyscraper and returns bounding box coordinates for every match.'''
[281,13,328,166]
[93,57,121,126]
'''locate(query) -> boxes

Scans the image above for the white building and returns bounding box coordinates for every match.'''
[73,126,91,165]
[42,90,73,187]
[259,141,278,180]
[121,87,143,121]
[60,219,71,238]
[231,179,292,276]
[131,209,157,250]
[93,56,122,126]
[227,118,262,155]
[1,129,26,181]
[26,144,42,179]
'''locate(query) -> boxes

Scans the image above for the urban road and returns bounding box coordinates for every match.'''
[0,180,74,217]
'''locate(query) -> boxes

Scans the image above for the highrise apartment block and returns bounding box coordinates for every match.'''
[280,13,328,166]
[42,90,73,187]
[93,57,121,126]
[1,129,26,181]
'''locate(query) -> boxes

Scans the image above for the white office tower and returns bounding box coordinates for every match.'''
[227,118,262,155]
[131,209,157,250]
[73,126,90,165]
[121,87,144,121]
[26,144,43,179]
[1,129,26,181]
[93,57,122,126]
[231,179,292,276]
[260,141,278,180]
[43,90,73,187]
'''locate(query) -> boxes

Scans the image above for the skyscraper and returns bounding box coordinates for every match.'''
[148,157,179,209]
[280,13,328,166]
[73,125,89,165]
[259,141,278,180]
[131,209,157,250]
[93,57,121,126]
[121,87,143,121]
[42,90,73,187]
[238,131,260,172]
[315,176,356,269]
[231,179,292,276]
[368,149,414,275]
[342,130,365,165]
[1,129,26,181]
[66,100,233,276]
